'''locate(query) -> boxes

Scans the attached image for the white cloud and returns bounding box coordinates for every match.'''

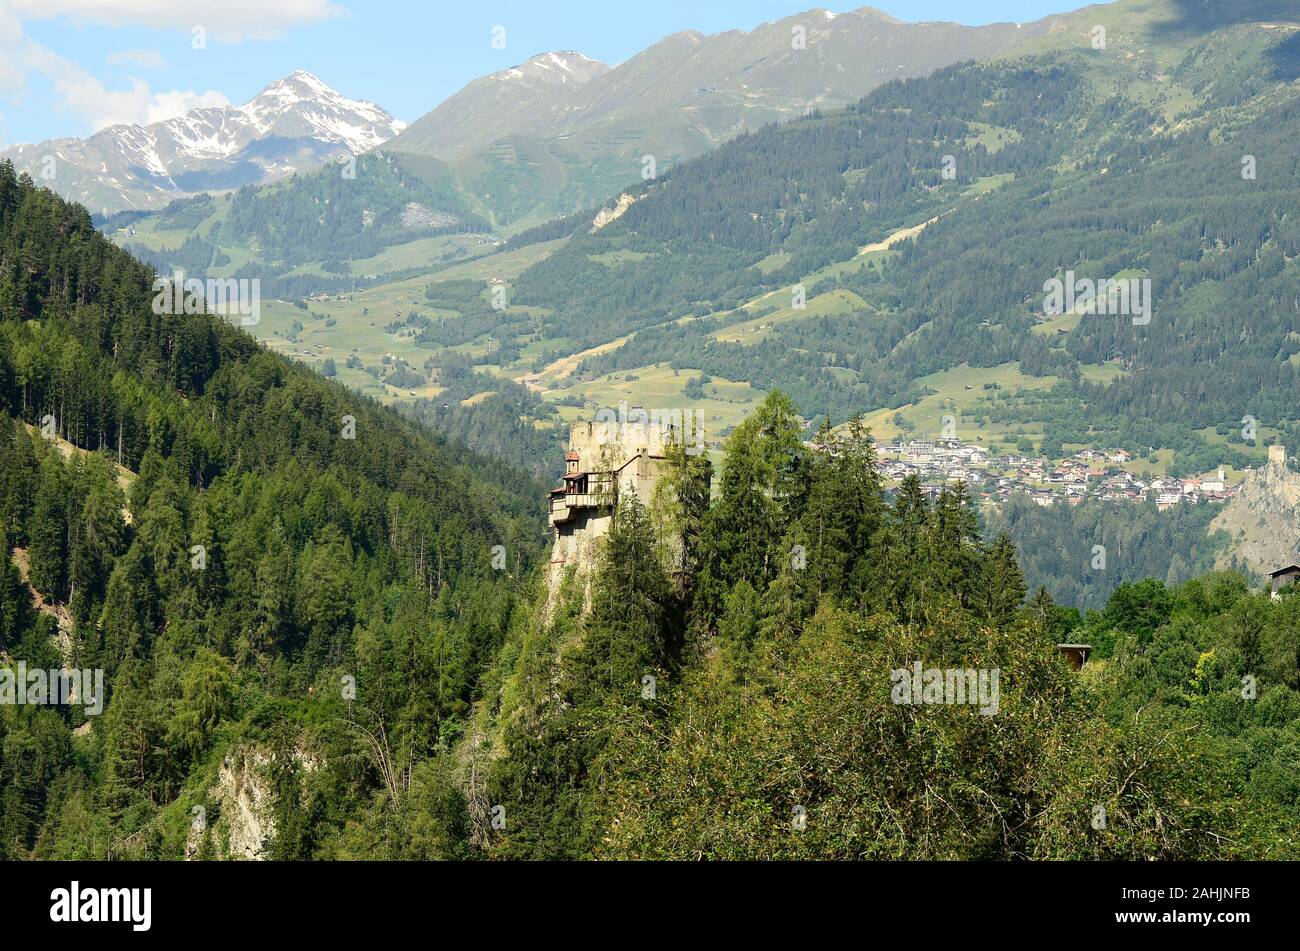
[107,48,168,70]
[8,0,347,42]
[145,88,229,124]
[0,5,32,97]
[0,4,235,133]
[53,74,152,130]
[51,70,231,131]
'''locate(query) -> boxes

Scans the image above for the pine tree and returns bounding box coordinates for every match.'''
[979,533,1027,627]
[694,391,808,622]
[651,435,712,593]
[884,475,931,621]
[931,481,982,606]
[0,416,37,543]
[68,459,126,625]
[799,415,885,603]
[718,578,762,665]
[0,729,42,858]
[0,527,32,651]
[574,490,672,701]
[94,545,157,676]
[1025,586,1062,637]
[27,456,69,601]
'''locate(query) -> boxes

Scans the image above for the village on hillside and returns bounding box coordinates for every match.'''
[872,437,1241,509]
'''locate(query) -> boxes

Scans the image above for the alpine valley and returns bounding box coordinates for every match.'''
[1,0,1299,865]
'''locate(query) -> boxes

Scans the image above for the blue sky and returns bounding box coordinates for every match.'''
[0,0,1094,147]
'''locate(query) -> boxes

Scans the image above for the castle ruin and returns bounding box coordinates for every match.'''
[543,415,698,617]
[548,419,673,562]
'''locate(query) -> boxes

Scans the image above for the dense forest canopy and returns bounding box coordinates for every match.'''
[0,162,544,858]
[483,399,1300,859]
[2,0,1300,860]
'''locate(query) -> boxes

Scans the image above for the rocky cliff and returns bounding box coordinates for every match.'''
[1210,453,1300,576]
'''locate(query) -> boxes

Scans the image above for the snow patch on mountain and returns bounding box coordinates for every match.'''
[494,51,608,86]
[0,71,405,214]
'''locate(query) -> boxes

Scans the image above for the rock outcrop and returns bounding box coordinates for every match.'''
[210,748,277,860]
[590,193,637,232]
[1210,448,1300,576]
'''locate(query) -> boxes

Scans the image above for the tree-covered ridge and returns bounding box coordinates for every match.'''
[113,152,494,296]
[399,354,565,481]
[0,162,544,859]
[481,393,1299,859]
[222,152,492,272]
[2,37,1298,857]
[986,494,1235,612]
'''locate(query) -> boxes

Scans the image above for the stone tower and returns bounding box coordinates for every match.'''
[548,420,671,564]
[542,415,692,619]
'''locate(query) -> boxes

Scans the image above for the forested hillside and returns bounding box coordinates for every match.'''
[100,5,1300,518]
[477,396,1300,859]
[0,163,545,858]
[5,0,1300,862]
[506,9,1300,474]
[986,495,1236,611]
[113,152,493,298]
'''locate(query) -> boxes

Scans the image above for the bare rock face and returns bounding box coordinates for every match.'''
[1210,453,1300,576]
[590,193,637,232]
[542,507,608,624]
[189,744,321,860]
[401,202,459,230]
[211,748,277,860]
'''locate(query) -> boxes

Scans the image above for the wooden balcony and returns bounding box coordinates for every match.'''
[549,491,610,526]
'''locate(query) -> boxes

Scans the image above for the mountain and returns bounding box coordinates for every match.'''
[4,0,1300,868]
[496,0,1300,462]
[118,0,1300,516]
[392,51,611,158]
[384,7,1063,226]
[96,7,1069,307]
[1,71,406,215]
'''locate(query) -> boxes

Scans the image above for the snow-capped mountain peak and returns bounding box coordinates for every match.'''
[1,71,406,214]
[258,70,338,102]
[497,51,610,86]
[229,70,407,155]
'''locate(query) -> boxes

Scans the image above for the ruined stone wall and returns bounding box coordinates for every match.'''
[541,422,670,623]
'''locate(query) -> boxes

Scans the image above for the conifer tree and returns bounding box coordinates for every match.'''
[0,527,32,651]
[884,475,931,622]
[931,481,982,606]
[27,455,69,601]
[573,490,672,701]
[694,391,808,626]
[0,417,37,543]
[718,578,762,667]
[651,435,712,593]
[979,533,1027,627]
[798,415,885,603]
